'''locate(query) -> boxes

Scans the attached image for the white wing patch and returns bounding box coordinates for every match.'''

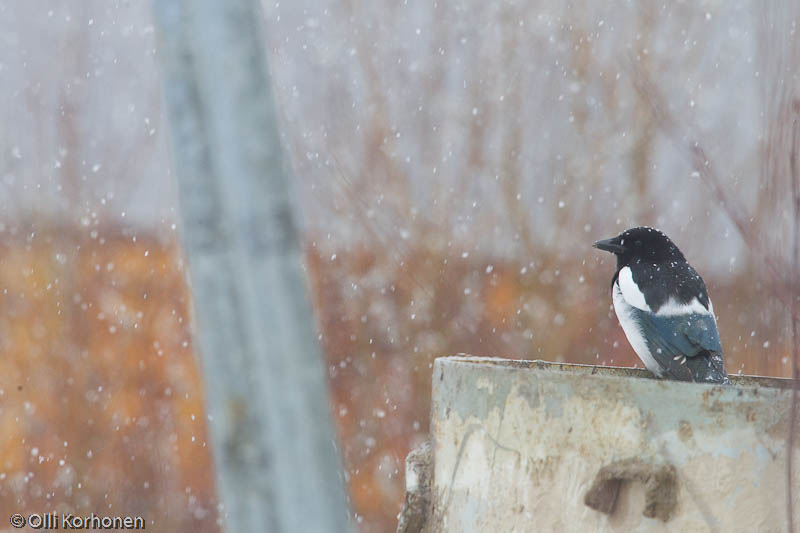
[656,297,713,317]
[617,266,651,312]
[612,281,663,377]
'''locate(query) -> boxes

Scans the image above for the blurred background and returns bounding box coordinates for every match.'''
[0,1,798,531]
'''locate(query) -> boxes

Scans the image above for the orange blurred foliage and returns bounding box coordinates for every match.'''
[0,220,787,533]
[0,223,219,532]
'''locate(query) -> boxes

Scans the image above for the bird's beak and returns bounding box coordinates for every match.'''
[593,238,626,254]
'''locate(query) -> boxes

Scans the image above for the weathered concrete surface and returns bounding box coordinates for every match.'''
[429,356,800,532]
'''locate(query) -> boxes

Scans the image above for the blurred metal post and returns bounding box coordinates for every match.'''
[151,1,351,531]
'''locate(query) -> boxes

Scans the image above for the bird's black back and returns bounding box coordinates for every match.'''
[622,259,711,313]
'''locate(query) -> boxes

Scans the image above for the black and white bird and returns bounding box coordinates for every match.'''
[593,227,730,384]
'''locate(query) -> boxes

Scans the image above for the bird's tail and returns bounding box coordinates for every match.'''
[687,350,730,385]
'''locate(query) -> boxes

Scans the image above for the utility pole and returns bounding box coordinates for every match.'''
[152,1,352,531]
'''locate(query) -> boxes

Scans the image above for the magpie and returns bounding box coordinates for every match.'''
[593,226,730,384]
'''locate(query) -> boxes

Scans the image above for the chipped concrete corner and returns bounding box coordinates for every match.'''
[418,356,800,532]
[397,440,433,533]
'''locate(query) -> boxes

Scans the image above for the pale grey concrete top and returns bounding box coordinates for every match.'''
[444,354,792,388]
[429,355,798,532]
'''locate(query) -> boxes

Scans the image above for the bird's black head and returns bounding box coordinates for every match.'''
[593,226,685,270]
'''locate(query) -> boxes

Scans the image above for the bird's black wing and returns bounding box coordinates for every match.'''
[629,308,729,384]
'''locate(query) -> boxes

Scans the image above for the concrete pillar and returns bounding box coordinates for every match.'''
[409,356,799,531]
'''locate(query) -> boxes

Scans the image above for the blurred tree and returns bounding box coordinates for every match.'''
[153,0,351,531]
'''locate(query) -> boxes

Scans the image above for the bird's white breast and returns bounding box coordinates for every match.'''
[612,280,663,377]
